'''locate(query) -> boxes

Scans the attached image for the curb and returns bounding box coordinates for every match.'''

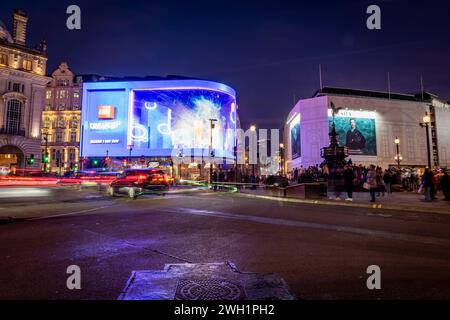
[235,192,450,216]
[0,216,14,224]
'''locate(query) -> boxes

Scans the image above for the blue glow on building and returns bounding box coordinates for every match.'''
[80,79,237,159]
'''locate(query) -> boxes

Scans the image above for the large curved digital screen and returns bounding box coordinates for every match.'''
[81,80,237,159]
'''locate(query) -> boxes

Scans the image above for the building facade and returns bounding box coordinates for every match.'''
[284,87,450,172]
[41,62,82,173]
[0,10,49,171]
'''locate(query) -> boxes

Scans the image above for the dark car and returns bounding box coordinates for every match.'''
[107,169,173,198]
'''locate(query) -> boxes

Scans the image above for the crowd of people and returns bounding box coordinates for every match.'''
[287,163,450,203]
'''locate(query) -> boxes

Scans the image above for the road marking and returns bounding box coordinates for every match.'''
[160,207,450,246]
[29,205,113,221]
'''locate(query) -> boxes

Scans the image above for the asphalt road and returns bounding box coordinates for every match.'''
[1,186,450,300]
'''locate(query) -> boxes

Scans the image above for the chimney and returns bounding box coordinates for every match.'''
[12,9,28,46]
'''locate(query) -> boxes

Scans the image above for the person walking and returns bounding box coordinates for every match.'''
[344,165,355,201]
[441,168,450,201]
[422,168,434,201]
[366,165,377,202]
[383,170,392,194]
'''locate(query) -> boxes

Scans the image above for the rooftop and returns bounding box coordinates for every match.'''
[313,87,442,103]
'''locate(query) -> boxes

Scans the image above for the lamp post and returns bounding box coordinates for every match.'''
[209,119,217,184]
[43,132,49,173]
[249,124,256,180]
[394,137,401,170]
[178,150,183,181]
[128,146,133,168]
[419,112,432,168]
[279,143,285,176]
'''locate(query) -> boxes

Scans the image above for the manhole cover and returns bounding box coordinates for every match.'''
[175,279,246,300]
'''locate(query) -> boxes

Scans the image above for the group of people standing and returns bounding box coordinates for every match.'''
[421,167,450,201]
[343,164,394,202]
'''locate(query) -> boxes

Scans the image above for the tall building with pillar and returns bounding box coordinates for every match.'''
[41,62,82,173]
[0,9,49,171]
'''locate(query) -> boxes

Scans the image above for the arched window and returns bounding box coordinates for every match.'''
[5,99,22,135]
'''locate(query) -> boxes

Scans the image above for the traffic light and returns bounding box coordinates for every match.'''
[43,153,49,164]
[123,159,128,167]
[93,159,99,167]
[28,154,35,165]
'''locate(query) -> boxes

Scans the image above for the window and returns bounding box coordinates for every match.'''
[70,132,77,143]
[8,82,24,93]
[57,80,69,87]
[57,118,66,128]
[57,90,67,99]
[42,117,51,128]
[72,104,80,110]
[73,92,80,99]
[46,90,52,99]
[5,99,22,134]
[59,104,66,111]
[70,118,78,129]
[69,149,76,161]
[22,59,32,71]
[0,53,8,66]
[44,104,52,111]
[55,132,63,143]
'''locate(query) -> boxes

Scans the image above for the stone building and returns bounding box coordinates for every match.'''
[41,62,82,173]
[0,10,49,171]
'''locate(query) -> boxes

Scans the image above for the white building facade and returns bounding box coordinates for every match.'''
[284,87,450,172]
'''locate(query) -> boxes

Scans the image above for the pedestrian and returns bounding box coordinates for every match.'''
[422,168,434,201]
[366,165,377,202]
[344,165,355,201]
[383,170,392,194]
[441,168,450,201]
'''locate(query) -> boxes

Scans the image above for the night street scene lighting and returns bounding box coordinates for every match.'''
[1,0,450,318]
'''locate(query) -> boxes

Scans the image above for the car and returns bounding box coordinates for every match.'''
[107,169,173,198]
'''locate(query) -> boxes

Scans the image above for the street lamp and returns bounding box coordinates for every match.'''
[249,125,257,180]
[42,132,49,173]
[394,137,401,170]
[419,111,432,168]
[279,143,285,176]
[128,146,133,168]
[209,119,217,185]
[178,150,183,181]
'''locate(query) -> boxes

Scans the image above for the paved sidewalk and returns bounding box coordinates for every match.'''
[238,188,450,215]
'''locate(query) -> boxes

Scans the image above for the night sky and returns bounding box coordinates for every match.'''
[2,0,450,130]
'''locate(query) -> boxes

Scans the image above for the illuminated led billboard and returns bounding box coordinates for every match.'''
[81,80,237,158]
[328,109,377,156]
[288,113,301,160]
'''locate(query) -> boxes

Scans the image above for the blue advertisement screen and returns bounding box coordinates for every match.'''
[130,89,236,158]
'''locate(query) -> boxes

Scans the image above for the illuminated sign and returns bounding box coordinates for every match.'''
[328,108,377,156]
[89,121,122,130]
[289,114,301,160]
[90,139,120,144]
[81,80,237,158]
[98,105,115,119]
